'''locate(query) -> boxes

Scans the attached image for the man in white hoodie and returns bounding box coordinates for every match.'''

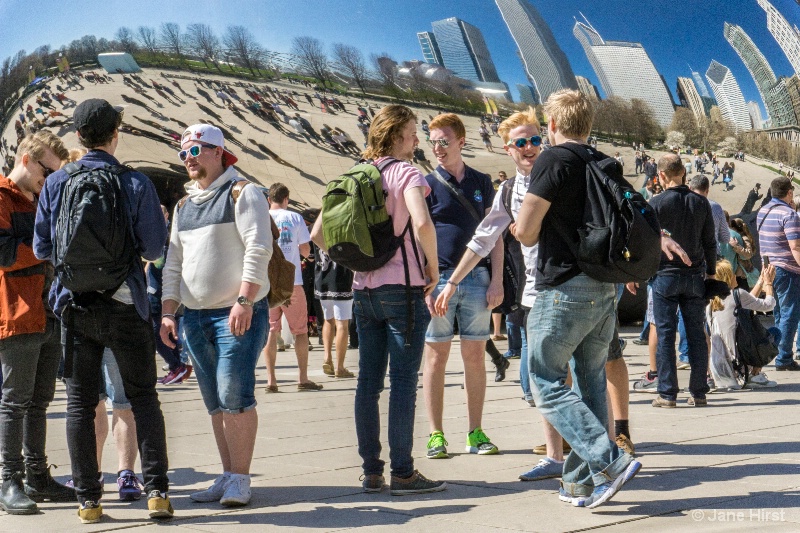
[160,124,272,507]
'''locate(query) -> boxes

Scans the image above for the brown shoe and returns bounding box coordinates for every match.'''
[687,396,707,407]
[615,434,636,455]
[652,396,676,408]
[266,384,279,393]
[491,334,507,341]
[532,439,570,455]
[335,368,355,378]
[297,381,323,391]
[322,362,335,376]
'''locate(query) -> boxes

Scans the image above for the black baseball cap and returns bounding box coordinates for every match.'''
[73,98,123,136]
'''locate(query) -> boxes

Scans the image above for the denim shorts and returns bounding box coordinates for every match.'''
[182,299,269,415]
[100,348,131,410]
[426,267,491,342]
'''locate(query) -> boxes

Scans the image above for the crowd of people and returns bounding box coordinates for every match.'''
[1,67,797,527]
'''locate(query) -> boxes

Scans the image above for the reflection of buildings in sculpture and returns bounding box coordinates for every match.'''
[394,60,511,101]
[705,60,752,133]
[575,75,600,101]
[748,101,765,129]
[757,0,800,75]
[417,31,444,66]
[430,17,501,83]
[677,77,708,122]
[573,18,675,128]
[516,84,539,105]
[724,22,797,127]
[495,0,578,104]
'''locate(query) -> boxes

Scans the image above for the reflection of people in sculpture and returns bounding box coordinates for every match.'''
[121,93,157,114]
[119,124,180,149]
[196,102,223,123]
[248,138,300,171]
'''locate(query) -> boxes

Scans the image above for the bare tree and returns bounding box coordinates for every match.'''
[186,23,222,72]
[137,26,160,62]
[160,23,189,66]
[292,36,330,88]
[223,26,263,76]
[332,43,369,95]
[115,27,138,54]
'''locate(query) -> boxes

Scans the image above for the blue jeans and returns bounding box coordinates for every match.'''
[527,274,632,492]
[182,300,269,414]
[353,285,430,479]
[773,266,800,366]
[678,310,689,363]
[651,272,709,400]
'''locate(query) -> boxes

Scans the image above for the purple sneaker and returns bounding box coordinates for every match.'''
[117,470,143,501]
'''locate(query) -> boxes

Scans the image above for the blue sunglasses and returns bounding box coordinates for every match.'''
[507,136,542,149]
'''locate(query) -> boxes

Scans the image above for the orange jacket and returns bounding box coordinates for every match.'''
[0,175,47,339]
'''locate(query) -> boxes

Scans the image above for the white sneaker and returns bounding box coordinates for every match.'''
[190,472,231,502]
[220,474,251,507]
[745,372,778,388]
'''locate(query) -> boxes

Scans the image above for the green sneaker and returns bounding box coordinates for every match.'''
[465,428,499,455]
[426,431,449,459]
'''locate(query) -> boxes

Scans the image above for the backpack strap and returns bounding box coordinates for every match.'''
[501,176,516,222]
[231,179,251,202]
[431,168,482,223]
[757,204,778,232]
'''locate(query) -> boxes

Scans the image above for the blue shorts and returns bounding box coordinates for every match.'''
[182,300,269,415]
[100,348,131,410]
[426,267,492,343]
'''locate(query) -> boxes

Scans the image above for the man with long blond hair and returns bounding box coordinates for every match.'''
[514,89,641,508]
[311,104,445,496]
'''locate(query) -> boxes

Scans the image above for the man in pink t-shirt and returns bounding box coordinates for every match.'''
[311,105,445,496]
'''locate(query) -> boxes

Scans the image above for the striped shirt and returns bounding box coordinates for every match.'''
[757,198,800,274]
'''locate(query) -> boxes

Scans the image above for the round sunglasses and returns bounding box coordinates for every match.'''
[506,136,542,149]
[179,143,218,161]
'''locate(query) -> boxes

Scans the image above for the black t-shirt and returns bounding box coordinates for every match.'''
[527,144,607,290]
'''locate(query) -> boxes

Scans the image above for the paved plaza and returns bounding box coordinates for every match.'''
[2,70,799,531]
[0,329,797,532]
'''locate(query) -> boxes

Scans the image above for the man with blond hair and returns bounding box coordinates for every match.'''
[515,90,641,508]
[422,113,504,460]
[311,104,444,495]
[0,131,74,515]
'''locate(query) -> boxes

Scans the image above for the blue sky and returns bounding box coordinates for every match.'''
[2,0,798,118]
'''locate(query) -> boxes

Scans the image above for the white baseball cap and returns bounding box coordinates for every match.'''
[181,124,238,166]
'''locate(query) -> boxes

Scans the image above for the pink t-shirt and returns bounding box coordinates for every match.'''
[352,157,430,290]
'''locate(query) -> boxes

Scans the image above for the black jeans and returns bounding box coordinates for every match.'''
[0,317,61,477]
[63,297,169,502]
[149,294,182,370]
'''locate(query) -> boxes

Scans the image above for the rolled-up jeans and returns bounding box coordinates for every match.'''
[0,317,61,476]
[527,274,633,493]
[353,285,430,479]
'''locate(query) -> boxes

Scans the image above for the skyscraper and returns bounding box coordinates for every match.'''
[495,0,578,103]
[431,17,500,83]
[417,31,443,66]
[705,60,752,133]
[576,75,600,101]
[573,19,675,128]
[757,0,800,75]
[748,101,765,129]
[724,22,796,127]
[677,77,707,121]
[692,70,713,99]
[516,84,540,105]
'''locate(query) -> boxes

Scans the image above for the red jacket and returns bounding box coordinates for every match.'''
[0,175,47,339]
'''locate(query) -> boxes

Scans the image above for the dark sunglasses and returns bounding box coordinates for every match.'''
[427,139,450,148]
[507,136,542,149]
[179,143,218,161]
[38,160,56,178]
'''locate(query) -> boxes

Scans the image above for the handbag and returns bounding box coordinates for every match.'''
[732,288,778,371]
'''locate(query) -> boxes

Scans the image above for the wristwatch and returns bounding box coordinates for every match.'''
[237,295,254,307]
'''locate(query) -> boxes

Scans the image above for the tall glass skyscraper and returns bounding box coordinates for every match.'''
[573,20,675,128]
[431,17,500,83]
[495,0,577,103]
[757,0,800,75]
[724,22,796,127]
[705,60,752,133]
[692,70,713,99]
[417,32,443,66]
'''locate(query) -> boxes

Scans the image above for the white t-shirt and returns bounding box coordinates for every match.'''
[270,208,310,285]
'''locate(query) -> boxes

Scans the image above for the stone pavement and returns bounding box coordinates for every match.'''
[1,327,798,532]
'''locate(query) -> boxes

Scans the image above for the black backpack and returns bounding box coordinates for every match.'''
[732,288,778,371]
[554,144,662,284]
[496,177,525,314]
[53,163,137,294]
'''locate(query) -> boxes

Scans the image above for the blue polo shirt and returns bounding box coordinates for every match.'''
[425,165,495,270]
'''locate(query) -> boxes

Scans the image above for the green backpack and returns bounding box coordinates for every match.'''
[322,158,409,272]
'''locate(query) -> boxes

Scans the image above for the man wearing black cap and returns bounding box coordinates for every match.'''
[33,98,172,524]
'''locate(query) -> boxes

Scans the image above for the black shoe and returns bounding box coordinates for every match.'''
[24,464,76,503]
[494,357,510,382]
[0,472,38,515]
[776,361,800,371]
